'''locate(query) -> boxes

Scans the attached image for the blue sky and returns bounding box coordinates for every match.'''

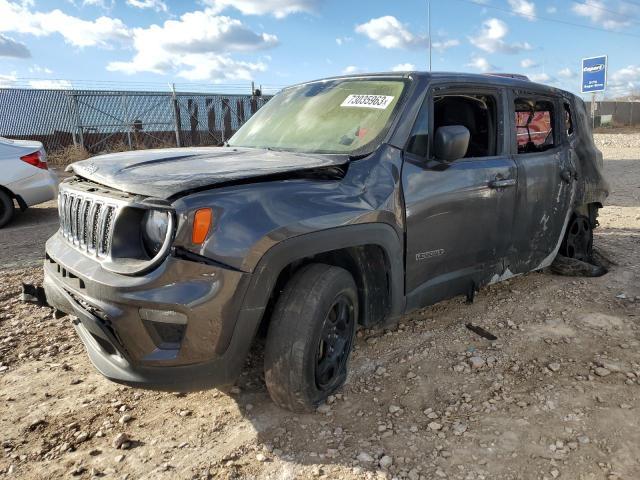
[0,0,639,97]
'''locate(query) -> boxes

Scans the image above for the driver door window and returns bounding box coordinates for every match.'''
[406,93,498,159]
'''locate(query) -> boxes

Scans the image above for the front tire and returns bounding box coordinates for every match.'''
[0,191,15,229]
[264,264,358,412]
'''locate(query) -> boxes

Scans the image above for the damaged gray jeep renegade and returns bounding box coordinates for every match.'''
[44,72,608,411]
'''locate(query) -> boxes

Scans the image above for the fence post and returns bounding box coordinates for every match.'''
[171,83,182,147]
[236,99,245,124]
[188,99,200,146]
[222,98,232,143]
[70,92,84,149]
[121,93,133,150]
[65,91,78,147]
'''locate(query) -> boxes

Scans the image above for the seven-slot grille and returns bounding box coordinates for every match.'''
[59,191,119,257]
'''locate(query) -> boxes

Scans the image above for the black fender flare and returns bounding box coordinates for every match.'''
[242,222,405,319]
[212,223,405,386]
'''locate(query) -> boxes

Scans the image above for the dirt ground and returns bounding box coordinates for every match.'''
[0,137,638,480]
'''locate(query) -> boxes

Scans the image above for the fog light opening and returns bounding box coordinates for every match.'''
[140,308,187,350]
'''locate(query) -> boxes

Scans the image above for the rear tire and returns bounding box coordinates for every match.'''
[264,264,358,412]
[0,191,15,228]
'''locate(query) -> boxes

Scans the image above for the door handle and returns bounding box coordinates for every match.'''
[488,178,516,189]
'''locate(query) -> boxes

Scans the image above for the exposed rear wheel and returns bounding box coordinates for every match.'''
[0,191,15,229]
[560,214,593,262]
[264,264,357,412]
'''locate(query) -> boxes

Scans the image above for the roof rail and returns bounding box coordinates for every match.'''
[485,73,530,81]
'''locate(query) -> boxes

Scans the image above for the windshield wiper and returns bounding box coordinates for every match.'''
[348,151,373,160]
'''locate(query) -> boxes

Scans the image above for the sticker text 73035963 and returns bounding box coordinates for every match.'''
[340,95,395,110]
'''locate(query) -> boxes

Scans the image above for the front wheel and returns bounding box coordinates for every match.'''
[264,264,358,412]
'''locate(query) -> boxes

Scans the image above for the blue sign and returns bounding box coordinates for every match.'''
[581,55,607,93]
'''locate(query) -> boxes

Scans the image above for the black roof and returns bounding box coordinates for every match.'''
[294,71,573,98]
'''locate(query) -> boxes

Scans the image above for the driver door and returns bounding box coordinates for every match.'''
[402,84,518,311]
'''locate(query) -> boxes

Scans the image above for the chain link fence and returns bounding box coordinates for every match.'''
[0,88,271,154]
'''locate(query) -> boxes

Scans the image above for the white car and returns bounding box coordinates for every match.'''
[0,137,59,228]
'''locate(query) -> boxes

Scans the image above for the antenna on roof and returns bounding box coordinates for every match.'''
[428,0,432,72]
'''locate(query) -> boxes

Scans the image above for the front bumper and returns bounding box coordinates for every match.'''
[44,232,264,391]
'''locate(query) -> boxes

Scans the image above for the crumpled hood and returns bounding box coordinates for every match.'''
[69,147,348,198]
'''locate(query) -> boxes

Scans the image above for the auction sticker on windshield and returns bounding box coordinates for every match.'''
[341,95,395,109]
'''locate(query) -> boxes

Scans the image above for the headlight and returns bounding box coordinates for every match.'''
[141,210,169,258]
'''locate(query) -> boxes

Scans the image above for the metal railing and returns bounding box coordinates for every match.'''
[0,87,271,153]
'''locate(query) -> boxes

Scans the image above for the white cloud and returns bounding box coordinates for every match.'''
[0,0,131,48]
[342,65,359,74]
[28,79,73,89]
[469,18,532,54]
[0,71,16,87]
[392,63,416,72]
[29,64,53,74]
[0,33,30,58]
[355,15,426,49]
[557,67,576,79]
[530,72,551,83]
[508,0,536,19]
[107,11,277,81]
[82,0,115,8]
[126,0,168,13]
[609,65,640,95]
[520,58,538,68]
[175,55,266,82]
[335,36,352,46]
[355,16,459,52]
[204,0,322,19]
[467,57,495,73]
[432,38,460,52]
[546,6,557,14]
[572,0,636,31]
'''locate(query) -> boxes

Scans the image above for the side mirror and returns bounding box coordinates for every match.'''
[434,125,470,162]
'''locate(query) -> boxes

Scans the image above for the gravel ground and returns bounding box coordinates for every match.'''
[0,136,638,480]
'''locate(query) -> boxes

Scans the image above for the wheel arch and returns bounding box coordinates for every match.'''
[0,184,27,211]
[572,201,602,227]
[243,223,405,335]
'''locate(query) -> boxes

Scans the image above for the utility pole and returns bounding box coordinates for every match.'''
[428,0,432,72]
[591,92,597,130]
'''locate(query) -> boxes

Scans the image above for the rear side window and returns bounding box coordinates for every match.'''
[515,99,555,154]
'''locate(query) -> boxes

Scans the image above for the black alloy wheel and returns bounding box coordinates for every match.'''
[315,295,355,391]
[561,215,593,262]
[264,264,358,412]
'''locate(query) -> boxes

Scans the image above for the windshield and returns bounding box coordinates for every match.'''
[228,78,407,155]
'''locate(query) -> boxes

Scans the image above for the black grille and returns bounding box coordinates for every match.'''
[59,190,118,258]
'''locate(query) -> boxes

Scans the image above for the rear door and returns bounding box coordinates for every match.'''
[402,83,518,310]
[507,92,575,273]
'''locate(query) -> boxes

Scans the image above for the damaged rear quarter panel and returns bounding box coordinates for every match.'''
[570,97,609,206]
